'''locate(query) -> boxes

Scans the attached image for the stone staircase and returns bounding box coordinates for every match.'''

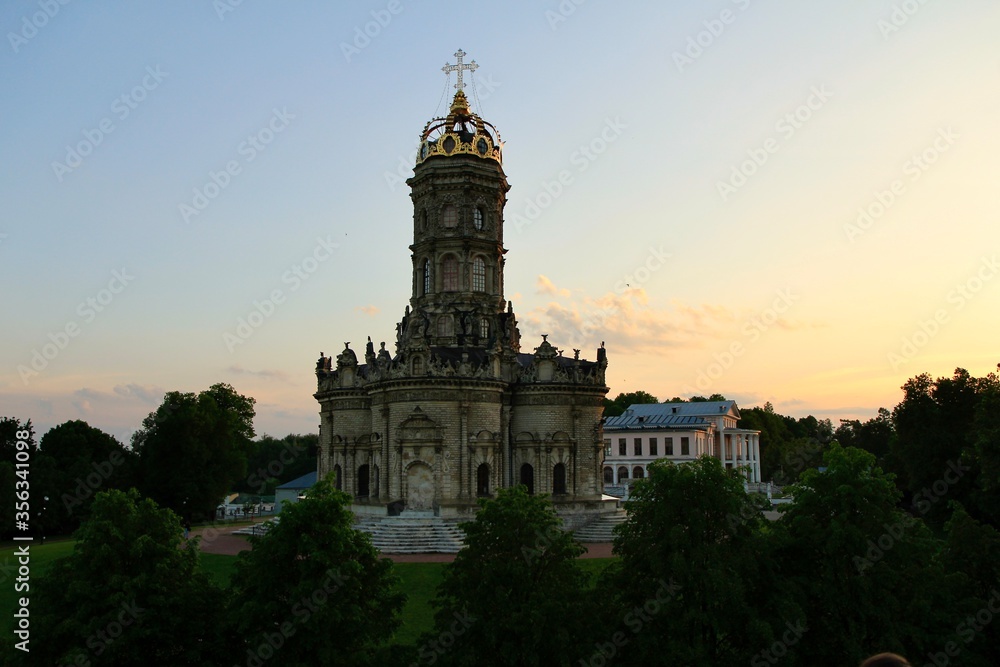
[355,515,467,554]
[571,510,628,543]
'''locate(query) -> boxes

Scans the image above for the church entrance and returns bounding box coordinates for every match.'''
[406,463,434,511]
[520,463,534,495]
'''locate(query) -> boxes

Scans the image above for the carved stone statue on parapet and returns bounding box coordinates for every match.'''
[316,352,326,372]
[337,342,358,369]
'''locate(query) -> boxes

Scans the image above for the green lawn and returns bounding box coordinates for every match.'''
[1,542,613,646]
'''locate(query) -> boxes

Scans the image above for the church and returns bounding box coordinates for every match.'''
[314,52,614,523]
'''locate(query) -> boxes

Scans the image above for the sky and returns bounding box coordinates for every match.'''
[2,1,999,445]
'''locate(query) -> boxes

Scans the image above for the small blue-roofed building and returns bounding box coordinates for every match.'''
[274,471,318,513]
[602,401,760,487]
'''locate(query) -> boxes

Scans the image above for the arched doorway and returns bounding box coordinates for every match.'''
[520,463,535,495]
[357,464,370,497]
[617,466,629,483]
[633,466,645,480]
[406,463,434,511]
[603,466,613,484]
[476,463,490,497]
[553,463,567,495]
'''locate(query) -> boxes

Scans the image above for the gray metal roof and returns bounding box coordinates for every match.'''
[603,401,739,430]
[275,471,317,490]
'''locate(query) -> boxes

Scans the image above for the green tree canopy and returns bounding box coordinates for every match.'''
[774,444,961,664]
[422,485,595,666]
[37,420,137,534]
[606,456,788,666]
[227,478,404,667]
[13,488,228,666]
[133,382,255,519]
[603,390,659,417]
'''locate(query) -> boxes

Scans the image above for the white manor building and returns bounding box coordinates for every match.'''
[602,400,761,486]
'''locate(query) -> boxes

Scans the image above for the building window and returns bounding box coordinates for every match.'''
[665,437,674,456]
[634,438,642,456]
[633,466,645,479]
[553,463,567,495]
[604,439,612,457]
[437,315,453,337]
[442,256,458,291]
[649,438,658,456]
[357,464,370,497]
[477,463,490,497]
[473,207,484,230]
[603,466,613,484]
[472,257,486,292]
[333,464,342,490]
[520,463,535,495]
[617,466,629,482]
[618,438,626,456]
[422,260,430,295]
[442,205,457,228]
[681,436,690,456]
[480,317,489,339]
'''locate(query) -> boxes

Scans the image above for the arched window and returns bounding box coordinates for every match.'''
[437,315,453,337]
[442,256,458,291]
[553,463,567,495]
[633,466,645,479]
[617,466,629,482]
[334,464,342,490]
[412,356,424,375]
[473,207,484,230]
[419,210,428,231]
[472,257,486,292]
[357,464,370,497]
[520,463,535,495]
[422,260,430,295]
[479,317,489,339]
[603,466,613,484]
[442,205,457,228]
[477,463,490,497]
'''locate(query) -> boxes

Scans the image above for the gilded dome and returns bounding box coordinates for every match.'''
[415,90,502,166]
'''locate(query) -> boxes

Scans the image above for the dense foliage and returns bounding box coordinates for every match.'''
[227,478,405,667]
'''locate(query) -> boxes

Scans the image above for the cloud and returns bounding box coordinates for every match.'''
[520,276,828,358]
[536,275,571,297]
[355,305,380,317]
[226,365,291,381]
[113,383,164,404]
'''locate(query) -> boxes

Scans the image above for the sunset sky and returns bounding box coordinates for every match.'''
[2,1,998,444]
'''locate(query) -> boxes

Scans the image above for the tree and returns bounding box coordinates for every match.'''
[774,444,961,665]
[10,489,228,666]
[36,420,137,535]
[133,383,255,520]
[890,369,981,522]
[227,478,404,667]
[0,417,35,540]
[421,485,595,666]
[603,390,659,417]
[835,408,894,463]
[606,456,788,666]
[234,432,319,495]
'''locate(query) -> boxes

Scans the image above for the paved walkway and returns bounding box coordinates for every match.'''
[192,524,615,562]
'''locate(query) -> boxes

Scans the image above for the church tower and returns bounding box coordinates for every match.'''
[315,51,614,524]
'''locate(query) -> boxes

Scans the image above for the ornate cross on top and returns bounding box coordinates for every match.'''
[441,49,478,91]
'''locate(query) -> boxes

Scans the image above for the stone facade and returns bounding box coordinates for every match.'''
[314,89,613,519]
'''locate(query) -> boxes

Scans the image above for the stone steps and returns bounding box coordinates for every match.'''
[355,516,467,554]
[571,511,628,543]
